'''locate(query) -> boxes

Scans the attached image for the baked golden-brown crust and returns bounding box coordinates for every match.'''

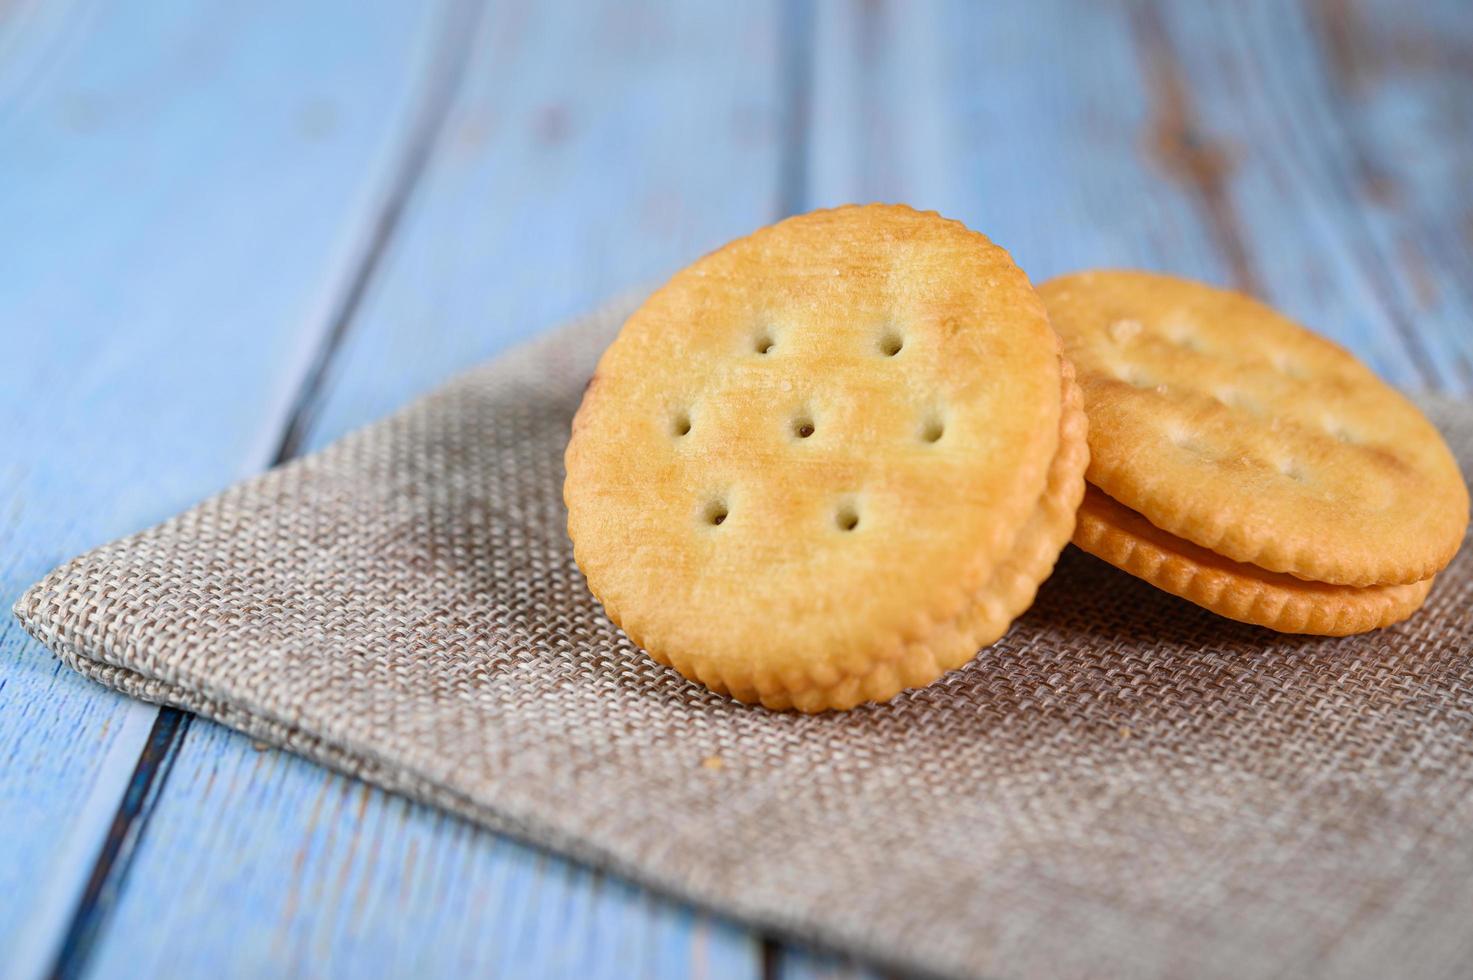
[935,358,1089,665]
[565,205,1063,706]
[1074,485,1434,635]
[1041,270,1469,587]
[702,358,1088,712]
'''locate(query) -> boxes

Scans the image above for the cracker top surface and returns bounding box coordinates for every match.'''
[565,205,1061,684]
[1042,270,1469,586]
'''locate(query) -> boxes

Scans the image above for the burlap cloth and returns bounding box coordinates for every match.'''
[16,296,1473,980]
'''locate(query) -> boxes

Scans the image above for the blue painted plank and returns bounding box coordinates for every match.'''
[1340,0,1473,392]
[84,1,786,976]
[1182,0,1458,387]
[1154,0,1473,394]
[303,2,797,448]
[807,0,1466,389]
[808,0,1233,288]
[0,0,459,974]
[81,724,755,979]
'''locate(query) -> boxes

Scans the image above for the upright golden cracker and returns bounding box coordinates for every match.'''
[1076,486,1434,635]
[756,359,1089,712]
[566,205,1062,707]
[1042,270,1468,587]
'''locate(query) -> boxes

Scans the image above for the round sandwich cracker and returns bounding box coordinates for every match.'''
[1075,485,1434,635]
[565,205,1065,710]
[1041,270,1468,587]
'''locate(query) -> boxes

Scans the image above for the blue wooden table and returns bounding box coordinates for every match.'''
[3,1,1470,976]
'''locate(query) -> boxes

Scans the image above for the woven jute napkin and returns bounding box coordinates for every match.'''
[17,295,1473,980]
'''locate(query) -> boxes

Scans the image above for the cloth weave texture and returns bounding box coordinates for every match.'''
[17,297,1473,979]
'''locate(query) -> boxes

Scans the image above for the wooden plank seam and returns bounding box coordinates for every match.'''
[41,0,488,974]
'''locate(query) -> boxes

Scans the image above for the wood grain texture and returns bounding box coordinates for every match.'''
[0,0,462,974]
[86,725,758,979]
[1150,0,1473,394]
[80,1,787,976]
[807,0,1467,389]
[1328,0,1473,397]
[810,0,1233,293]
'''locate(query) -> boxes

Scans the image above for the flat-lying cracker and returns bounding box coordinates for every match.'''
[565,205,1065,709]
[1042,270,1468,587]
[1075,485,1434,635]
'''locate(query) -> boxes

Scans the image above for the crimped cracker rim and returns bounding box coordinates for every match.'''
[1074,484,1435,636]
[638,359,1088,712]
